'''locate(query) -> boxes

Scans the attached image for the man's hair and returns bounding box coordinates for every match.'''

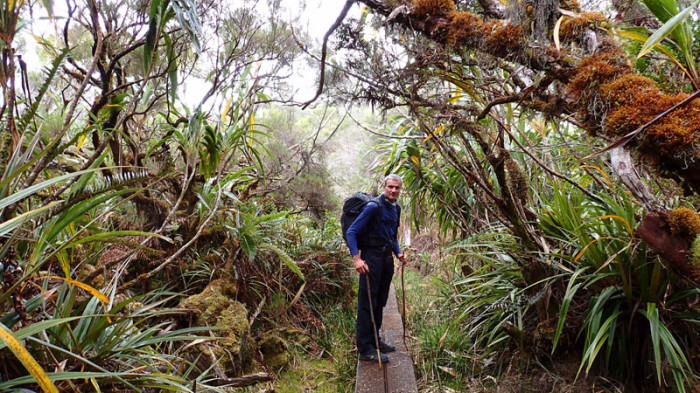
[383,173,403,186]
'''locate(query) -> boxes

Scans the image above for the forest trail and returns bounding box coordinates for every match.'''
[355,284,418,393]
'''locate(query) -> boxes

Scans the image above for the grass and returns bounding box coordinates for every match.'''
[396,264,474,391]
[245,296,357,392]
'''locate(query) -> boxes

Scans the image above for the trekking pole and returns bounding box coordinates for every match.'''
[365,273,382,371]
[401,263,407,348]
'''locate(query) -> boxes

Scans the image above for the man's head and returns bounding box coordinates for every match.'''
[383,174,402,203]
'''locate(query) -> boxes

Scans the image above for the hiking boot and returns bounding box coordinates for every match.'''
[378,339,396,353]
[359,349,389,363]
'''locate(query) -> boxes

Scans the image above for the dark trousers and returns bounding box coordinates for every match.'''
[356,247,394,354]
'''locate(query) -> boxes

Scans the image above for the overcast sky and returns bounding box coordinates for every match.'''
[18,1,363,107]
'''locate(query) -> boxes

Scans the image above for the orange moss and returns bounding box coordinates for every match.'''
[568,46,700,163]
[568,49,631,103]
[599,75,657,106]
[560,0,581,12]
[525,3,535,19]
[483,21,524,55]
[444,11,523,54]
[445,11,484,46]
[506,159,528,203]
[559,13,608,41]
[412,0,455,17]
[668,207,700,237]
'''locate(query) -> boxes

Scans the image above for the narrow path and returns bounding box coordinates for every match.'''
[355,284,418,393]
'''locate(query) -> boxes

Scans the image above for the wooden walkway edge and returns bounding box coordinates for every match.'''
[355,284,418,393]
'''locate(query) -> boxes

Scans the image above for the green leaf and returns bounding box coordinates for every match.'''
[170,0,202,53]
[552,267,586,353]
[0,317,84,351]
[66,151,108,201]
[579,311,623,376]
[39,0,54,17]
[143,0,168,74]
[62,231,171,249]
[41,187,139,245]
[163,32,178,100]
[0,323,59,393]
[259,243,305,281]
[0,201,61,238]
[638,0,700,58]
[0,167,103,211]
[17,48,69,137]
[646,303,663,383]
[0,289,57,328]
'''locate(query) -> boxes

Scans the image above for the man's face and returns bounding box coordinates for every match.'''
[383,179,402,203]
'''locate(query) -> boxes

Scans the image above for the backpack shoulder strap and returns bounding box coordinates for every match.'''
[371,197,382,225]
[397,204,401,227]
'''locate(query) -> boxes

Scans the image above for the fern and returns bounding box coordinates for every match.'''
[79,169,151,197]
[16,48,70,137]
[259,243,304,281]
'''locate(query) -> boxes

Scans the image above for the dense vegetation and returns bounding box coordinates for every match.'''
[0,0,699,392]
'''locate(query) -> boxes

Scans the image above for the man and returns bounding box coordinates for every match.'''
[346,174,408,363]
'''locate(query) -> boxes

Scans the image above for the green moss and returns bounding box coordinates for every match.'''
[691,235,700,268]
[259,333,289,370]
[180,280,251,374]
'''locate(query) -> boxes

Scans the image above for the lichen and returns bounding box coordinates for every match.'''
[412,0,455,17]
[668,208,700,237]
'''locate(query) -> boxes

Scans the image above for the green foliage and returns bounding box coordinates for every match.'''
[637,0,700,85]
[143,0,202,75]
[377,104,699,390]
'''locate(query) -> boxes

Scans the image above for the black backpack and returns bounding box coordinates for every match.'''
[341,192,401,249]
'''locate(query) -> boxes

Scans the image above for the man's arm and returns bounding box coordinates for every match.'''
[346,202,379,274]
[393,209,407,266]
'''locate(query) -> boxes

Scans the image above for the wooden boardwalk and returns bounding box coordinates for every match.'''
[355,284,418,393]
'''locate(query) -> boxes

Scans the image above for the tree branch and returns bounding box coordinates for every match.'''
[301,0,354,109]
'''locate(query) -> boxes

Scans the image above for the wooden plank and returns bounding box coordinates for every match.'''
[382,285,418,393]
[356,284,417,393]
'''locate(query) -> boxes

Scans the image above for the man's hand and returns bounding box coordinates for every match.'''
[397,253,407,266]
[353,254,369,274]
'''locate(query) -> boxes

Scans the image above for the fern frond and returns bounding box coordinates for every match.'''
[17,48,70,136]
[259,243,304,281]
[71,168,150,202]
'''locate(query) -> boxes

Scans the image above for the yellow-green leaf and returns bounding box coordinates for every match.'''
[0,323,59,393]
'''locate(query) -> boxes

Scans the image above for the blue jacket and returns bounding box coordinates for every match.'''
[346,194,402,257]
